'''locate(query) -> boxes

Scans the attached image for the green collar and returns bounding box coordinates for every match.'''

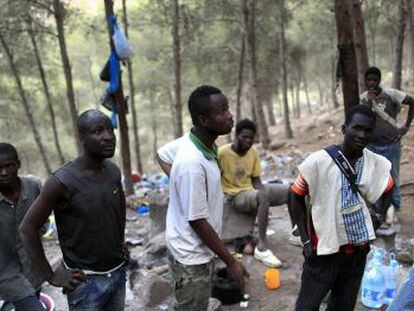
[189,131,218,161]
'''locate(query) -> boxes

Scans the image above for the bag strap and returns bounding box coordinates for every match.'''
[324,145,372,206]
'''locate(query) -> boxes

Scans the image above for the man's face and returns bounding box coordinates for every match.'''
[0,153,20,188]
[236,128,255,152]
[203,93,234,136]
[365,73,380,91]
[81,115,116,159]
[343,113,375,154]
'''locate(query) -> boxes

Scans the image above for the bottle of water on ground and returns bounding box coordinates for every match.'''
[362,254,385,308]
[384,253,400,306]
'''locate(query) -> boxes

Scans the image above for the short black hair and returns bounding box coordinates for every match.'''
[77,109,108,134]
[345,105,376,125]
[188,85,222,125]
[365,66,381,80]
[0,142,18,161]
[236,118,256,135]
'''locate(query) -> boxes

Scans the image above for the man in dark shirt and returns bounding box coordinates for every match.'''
[0,143,45,310]
[20,109,127,311]
[360,66,414,216]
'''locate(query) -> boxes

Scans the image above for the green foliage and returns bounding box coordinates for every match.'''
[0,0,409,176]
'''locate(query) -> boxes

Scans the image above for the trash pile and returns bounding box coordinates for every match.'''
[261,150,307,183]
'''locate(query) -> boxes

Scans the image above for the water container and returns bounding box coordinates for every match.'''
[384,254,400,306]
[362,260,385,308]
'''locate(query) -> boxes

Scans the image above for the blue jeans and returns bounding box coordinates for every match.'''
[388,266,414,311]
[67,266,126,311]
[12,295,44,311]
[368,142,401,210]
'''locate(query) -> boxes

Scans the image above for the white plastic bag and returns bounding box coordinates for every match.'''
[113,24,133,60]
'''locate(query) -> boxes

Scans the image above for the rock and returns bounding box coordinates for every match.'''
[142,232,167,269]
[269,141,286,151]
[130,270,172,309]
[147,190,169,239]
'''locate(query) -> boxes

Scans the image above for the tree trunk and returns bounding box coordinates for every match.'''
[331,55,340,109]
[235,31,245,124]
[330,32,340,109]
[53,0,81,153]
[349,0,369,92]
[303,73,312,114]
[242,0,270,147]
[0,32,52,174]
[407,0,414,84]
[122,0,143,174]
[266,100,276,126]
[392,0,407,90]
[334,0,360,114]
[277,0,293,138]
[295,76,301,119]
[171,0,183,138]
[104,0,134,196]
[366,0,378,65]
[316,79,324,107]
[26,16,65,164]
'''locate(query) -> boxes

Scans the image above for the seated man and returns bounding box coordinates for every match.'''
[157,119,291,267]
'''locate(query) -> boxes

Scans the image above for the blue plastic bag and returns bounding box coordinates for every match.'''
[113,23,133,60]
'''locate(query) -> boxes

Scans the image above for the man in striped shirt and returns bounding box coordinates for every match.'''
[291,105,394,311]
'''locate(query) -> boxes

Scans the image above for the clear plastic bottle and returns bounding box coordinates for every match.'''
[362,260,385,308]
[384,254,399,306]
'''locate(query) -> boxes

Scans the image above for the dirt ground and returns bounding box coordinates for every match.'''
[42,105,414,310]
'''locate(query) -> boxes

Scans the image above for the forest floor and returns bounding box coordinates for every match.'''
[42,104,414,310]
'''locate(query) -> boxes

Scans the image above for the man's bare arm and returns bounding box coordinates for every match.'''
[402,96,414,135]
[251,176,265,191]
[19,177,86,290]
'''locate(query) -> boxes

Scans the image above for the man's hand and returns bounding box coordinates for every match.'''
[302,240,315,259]
[48,263,87,292]
[227,260,250,294]
[399,125,409,137]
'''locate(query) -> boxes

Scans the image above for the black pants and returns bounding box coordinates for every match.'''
[295,247,369,311]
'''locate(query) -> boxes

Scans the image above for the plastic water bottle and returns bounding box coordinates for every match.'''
[384,254,399,306]
[362,260,385,308]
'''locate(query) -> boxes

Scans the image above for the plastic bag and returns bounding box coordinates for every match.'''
[113,24,133,60]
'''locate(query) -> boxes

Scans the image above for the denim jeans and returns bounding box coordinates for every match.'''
[368,142,401,210]
[67,265,126,311]
[388,265,414,310]
[10,295,44,311]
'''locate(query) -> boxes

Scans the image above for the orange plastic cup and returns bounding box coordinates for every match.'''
[264,268,281,290]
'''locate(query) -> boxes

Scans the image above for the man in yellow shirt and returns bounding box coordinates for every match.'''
[219,119,289,267]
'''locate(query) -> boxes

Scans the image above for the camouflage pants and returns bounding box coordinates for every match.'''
[168,252,214,311]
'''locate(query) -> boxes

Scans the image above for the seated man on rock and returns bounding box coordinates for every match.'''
[158,118,292,267]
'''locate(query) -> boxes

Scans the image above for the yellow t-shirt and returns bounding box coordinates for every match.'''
[218,144,262,196]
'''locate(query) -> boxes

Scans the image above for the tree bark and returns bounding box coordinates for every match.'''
[349,0,369,92]
[26,16,65,164]
[331,55,340,109]
[0,32,52,174]
[122,0,143,174]
[171,0,183,138]
[407,0,414,84]
[295,76,301,119]
[392,0,407,90]
[242,0,270,147]
[104,0,134,196]
[334,0,360,114]
[303,73,312,114]
[278,0,293,138]
[53,0,81,153]
[235,31,245,124]
[316,79,324,106]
